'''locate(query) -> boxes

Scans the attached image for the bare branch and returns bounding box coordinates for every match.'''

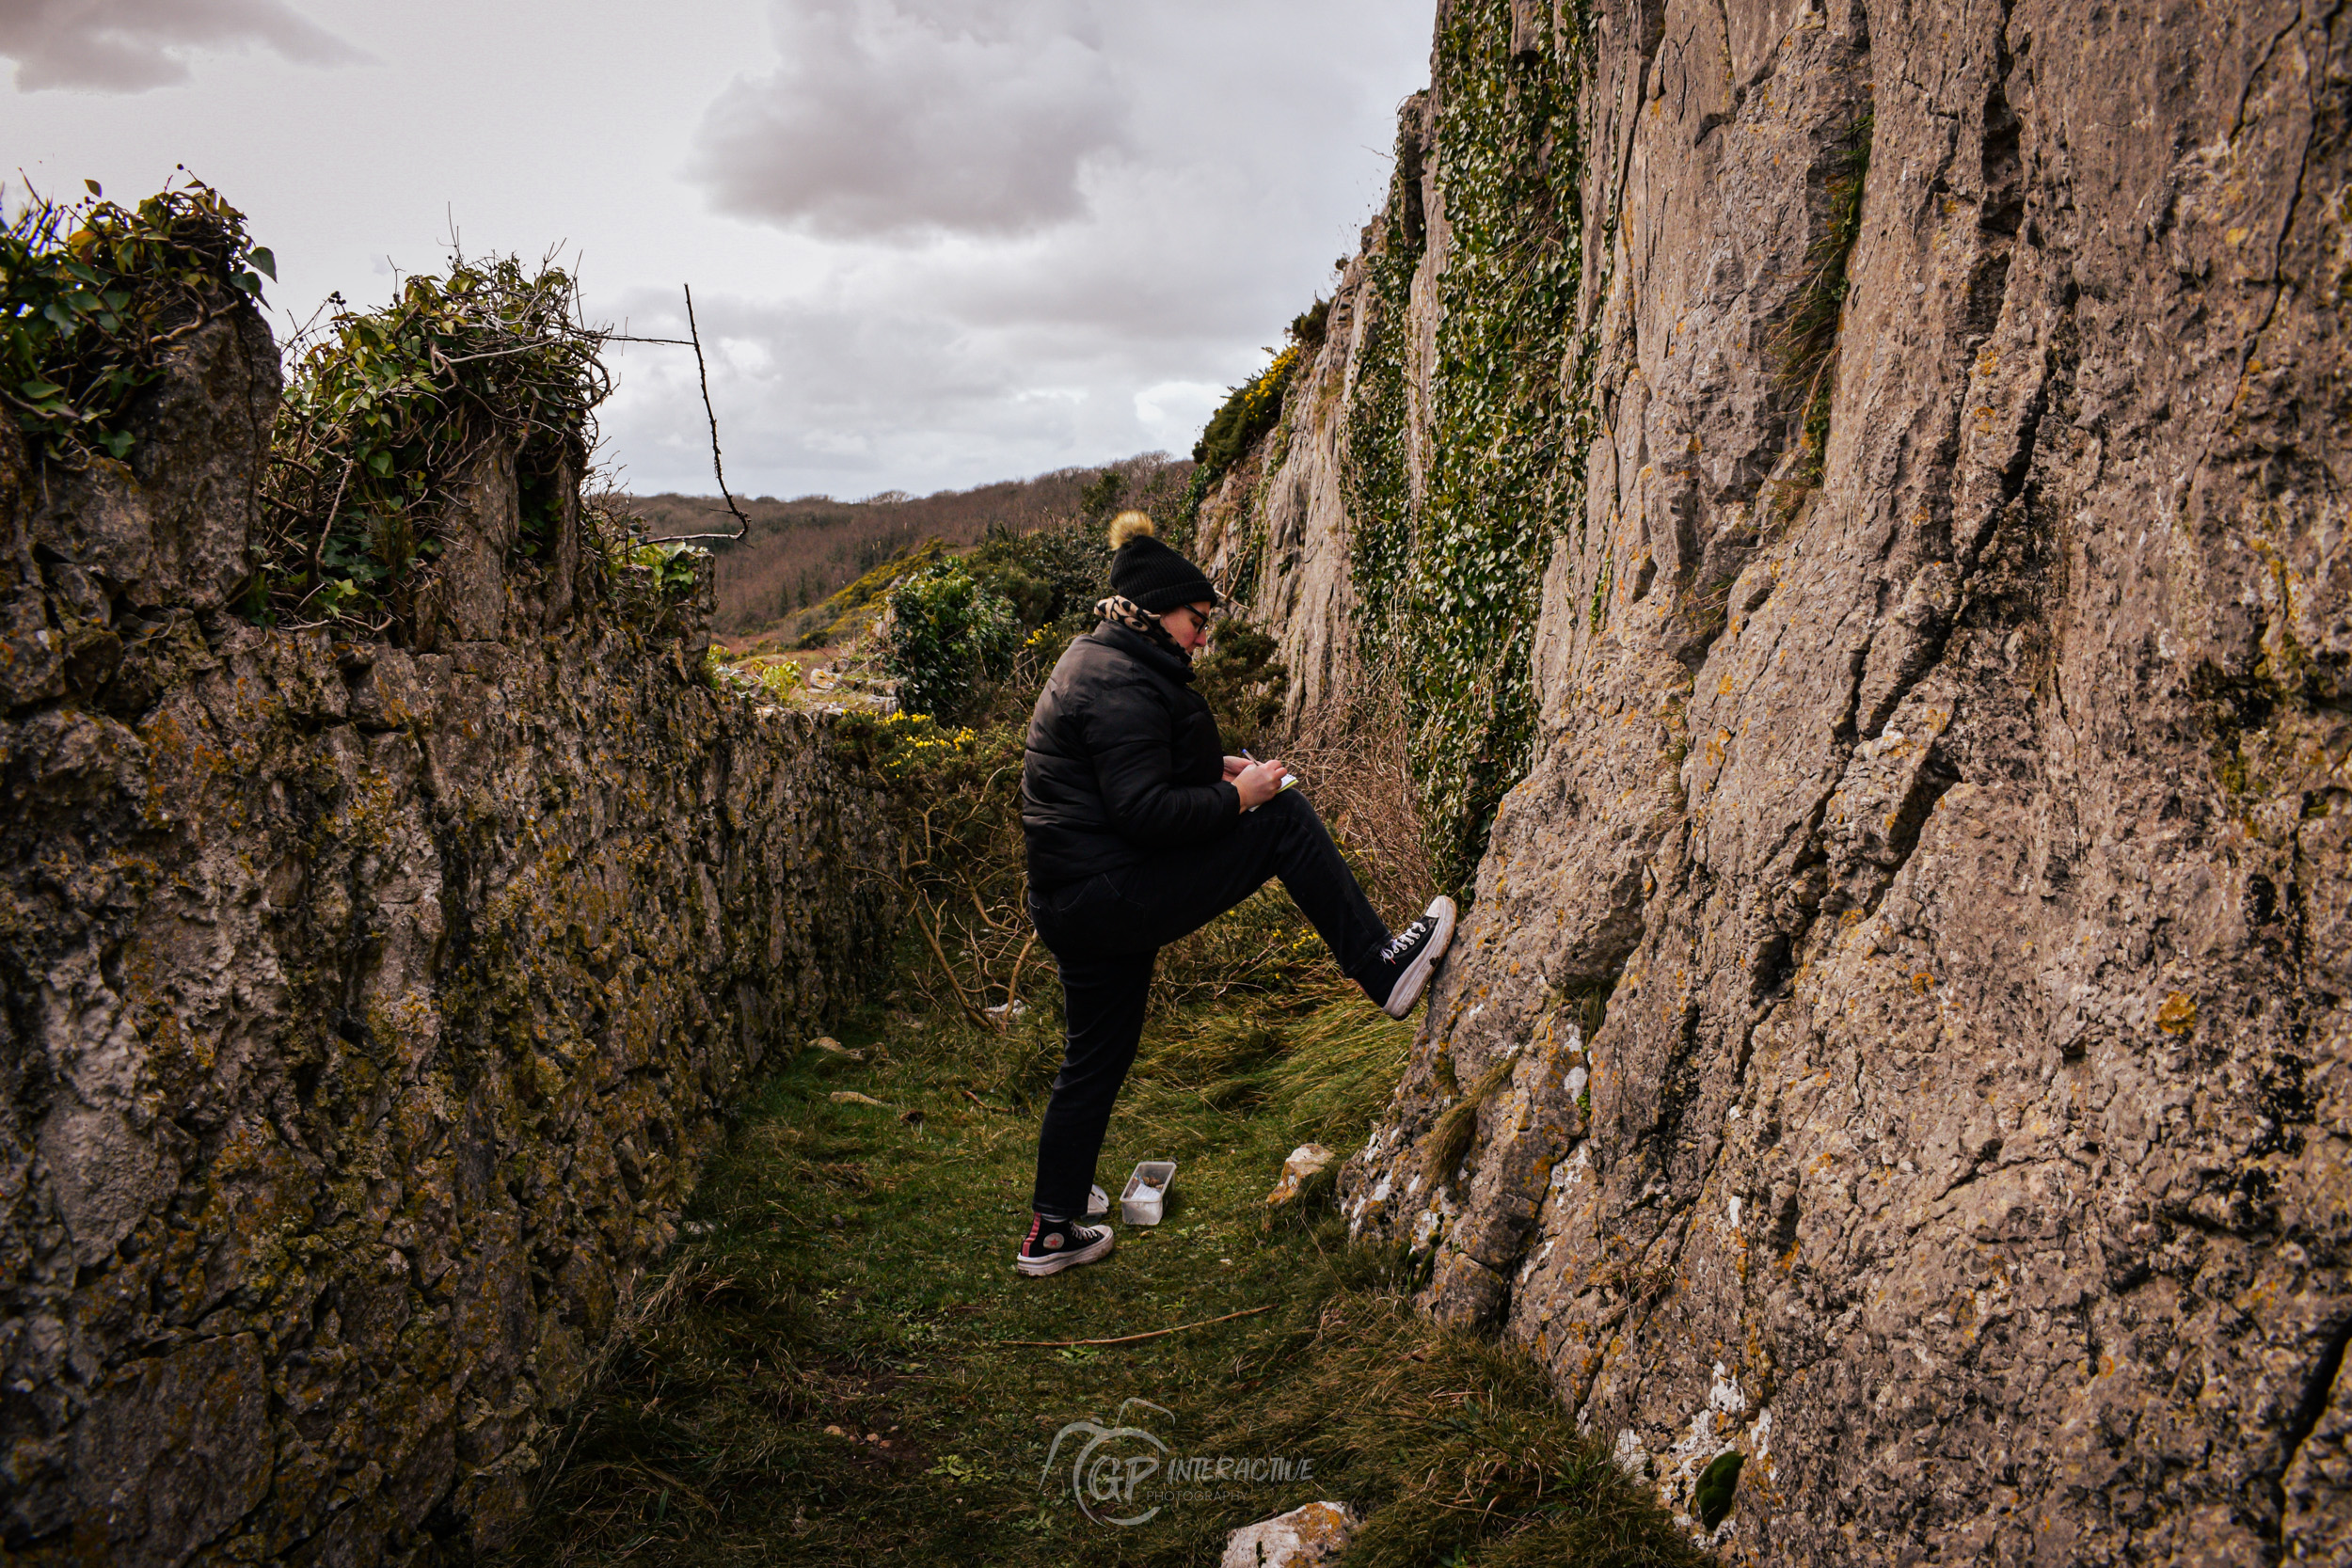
[643,283,752,546]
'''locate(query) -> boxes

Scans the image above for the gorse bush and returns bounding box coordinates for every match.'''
[969,513,1110,632]
[2,177,274,463]
[1192,342,1301,482]
[882,559,1021,721]
[254,257,608,633]
[1192,619,1287,757]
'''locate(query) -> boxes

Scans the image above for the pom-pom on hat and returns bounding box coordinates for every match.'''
[1106,512,1218,612]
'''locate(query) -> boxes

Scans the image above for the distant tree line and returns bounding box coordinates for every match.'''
[627,452,1194,639]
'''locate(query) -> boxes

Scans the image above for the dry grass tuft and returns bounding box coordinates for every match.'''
[1280,679,1437,925]
[1423,1053,1518,1191]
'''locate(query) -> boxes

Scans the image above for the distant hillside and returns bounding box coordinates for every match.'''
[631,452,1193,638]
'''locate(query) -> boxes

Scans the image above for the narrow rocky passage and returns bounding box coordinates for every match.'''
[494,937,1708,1567]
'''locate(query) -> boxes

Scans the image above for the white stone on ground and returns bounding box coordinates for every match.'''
[1265,1144,1337,1206]
[1220,1500,1358,1567]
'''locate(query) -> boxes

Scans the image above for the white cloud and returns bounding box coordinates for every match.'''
[0,0,1429,498]
[1133,380,1224,451]
[693,0,1128,240]
[636,0,1426,494]
[0,0,361,93]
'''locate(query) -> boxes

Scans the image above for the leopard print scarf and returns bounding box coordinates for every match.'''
[1095,594,1189,659]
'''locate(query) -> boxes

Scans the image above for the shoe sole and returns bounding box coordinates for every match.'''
[1015,1227,1116,1277]
[1382,895,1459,1019]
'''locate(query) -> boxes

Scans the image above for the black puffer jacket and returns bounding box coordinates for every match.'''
[1022,622,1238,890]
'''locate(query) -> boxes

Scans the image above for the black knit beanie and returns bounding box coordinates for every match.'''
[1106,513,1217,612]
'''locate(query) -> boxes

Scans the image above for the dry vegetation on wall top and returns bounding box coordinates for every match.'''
[255,256,611,633]
[648,452,1195,643]
[2,173,719,645]
[2,178,276,463]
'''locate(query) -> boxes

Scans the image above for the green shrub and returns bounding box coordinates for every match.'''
[1076,466,1126,521]
[1289,294,1330,348]
[2,178,274,463]
[882,560,1021,721]
[1016,517,1114,623]
[965,526,1057,627]
[1192,342,1301,481]
[254,256,606,632]
[1194,619,1288,756]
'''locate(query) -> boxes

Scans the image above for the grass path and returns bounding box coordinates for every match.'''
[496,984,1706,1567]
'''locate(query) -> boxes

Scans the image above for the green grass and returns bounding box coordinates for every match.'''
[496,979,1706,1568]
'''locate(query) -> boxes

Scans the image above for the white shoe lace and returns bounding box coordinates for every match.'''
[1378,920,1429,965]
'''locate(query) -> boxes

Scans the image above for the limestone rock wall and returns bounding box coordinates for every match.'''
[0,307,897,1564]
[1216,0,2350,1560]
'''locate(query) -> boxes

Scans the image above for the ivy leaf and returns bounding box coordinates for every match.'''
[100,429,134,459]
[247,246,277,280]
[19,378,64,399]
[366,449,393,477]
[84,178,102,198]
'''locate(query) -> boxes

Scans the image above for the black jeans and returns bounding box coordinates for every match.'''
[1025,789,1390,1219]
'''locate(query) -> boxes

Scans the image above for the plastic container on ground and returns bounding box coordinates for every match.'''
[1120,1161,1177,1225]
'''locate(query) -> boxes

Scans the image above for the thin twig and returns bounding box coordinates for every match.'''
[307,453,354,586]
[1003,929,1036,1008]
[998,1306,1277,1349]
[437,340,561,368]
[915,902,993,1025]
[644,283,751,545]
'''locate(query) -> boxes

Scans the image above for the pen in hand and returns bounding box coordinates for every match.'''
[1239,750,1300,806]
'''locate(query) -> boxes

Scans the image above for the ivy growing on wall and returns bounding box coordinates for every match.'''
[1344,0,1594,893]
[2,178,275,463]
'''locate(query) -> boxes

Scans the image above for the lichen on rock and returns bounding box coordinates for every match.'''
[1214,0,2352,1559]
[1,290,895,1564]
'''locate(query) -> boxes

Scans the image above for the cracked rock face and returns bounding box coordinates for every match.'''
[1213,0,2350,1560]
[1,304,897,1564]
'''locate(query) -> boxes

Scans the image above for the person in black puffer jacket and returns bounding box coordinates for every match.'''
[1011,513,1458,1277]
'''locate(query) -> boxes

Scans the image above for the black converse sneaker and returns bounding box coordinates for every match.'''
[1359,895,1459,1019]
[1016,1214,1115,1277]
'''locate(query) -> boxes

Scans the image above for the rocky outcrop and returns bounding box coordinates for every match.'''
[1,306,895,1563]
[1212,0,2349,1560]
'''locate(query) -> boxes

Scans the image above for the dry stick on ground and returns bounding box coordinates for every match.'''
[998,1305,1277,1349]
[643,282,752,544]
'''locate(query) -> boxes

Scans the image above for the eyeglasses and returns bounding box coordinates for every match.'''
[1172,604,1217,631]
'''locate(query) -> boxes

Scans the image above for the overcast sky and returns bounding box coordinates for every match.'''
[0,0,1433,500]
